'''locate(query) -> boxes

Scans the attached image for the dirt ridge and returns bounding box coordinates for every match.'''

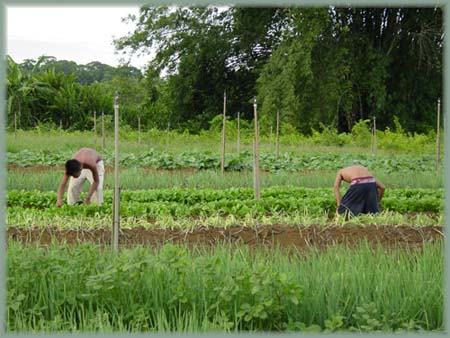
[7,224,443,251]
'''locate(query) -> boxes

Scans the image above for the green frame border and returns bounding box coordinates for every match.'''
[0,0,447,337]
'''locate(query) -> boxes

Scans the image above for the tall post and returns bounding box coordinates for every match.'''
[112,92,120,253]
[138,115,141,145]
[436,98,441,174]
[276,110,280,158]
[221,91,226,176]
[237,111,241,155]
[59,119,62,134]
[166,121,170,147]
[253,96,261,200]
[14,111,17,138]
[93,110,97,147]
[371,116,377,155]
[371,118,374,154]
[101,111,105,155]
[270,125,273,149]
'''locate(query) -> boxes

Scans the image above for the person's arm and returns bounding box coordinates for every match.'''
[333,170,343,206]
[56,174,69,207]
[375,179,385,202]
[84,163,99,204]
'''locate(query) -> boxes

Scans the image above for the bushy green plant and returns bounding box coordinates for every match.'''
[310,123,345,146]
[350,119,372,147]
[7,242,443,332]
[6,187,443,221]
[378,128,435,152]
[34,121,60,133]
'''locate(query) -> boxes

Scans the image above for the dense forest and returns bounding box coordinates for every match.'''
[6,6,442,134]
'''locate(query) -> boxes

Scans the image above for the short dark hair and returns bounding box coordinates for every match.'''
[65,159,82,176]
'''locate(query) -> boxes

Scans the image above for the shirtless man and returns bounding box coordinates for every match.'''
[334,165,385,216]
[56,148,105,207]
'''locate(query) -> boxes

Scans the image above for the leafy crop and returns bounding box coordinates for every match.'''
[6,187,443,222]
[7,242,443,332]
[7,149,439,173]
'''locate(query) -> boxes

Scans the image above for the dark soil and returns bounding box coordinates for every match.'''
[7,224,443,251]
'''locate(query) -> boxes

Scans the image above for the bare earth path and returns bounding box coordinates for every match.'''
[7,224,443,251]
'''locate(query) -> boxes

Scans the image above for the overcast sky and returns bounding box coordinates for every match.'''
[7,6,150,69]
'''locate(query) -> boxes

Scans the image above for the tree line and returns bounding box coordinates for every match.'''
[6,55,144,130]
[6,6,442,135]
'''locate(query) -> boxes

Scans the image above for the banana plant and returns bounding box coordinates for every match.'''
[6,55,52,130]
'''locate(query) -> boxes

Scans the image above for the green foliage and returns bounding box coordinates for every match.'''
[6,187,443,221]
[6,7,442,134]
[301,120,434,152]
[310,124,349,146]
[7,242,443,332]
[6,145,440,173]
[350,119,372,148]
[6,56,137,131]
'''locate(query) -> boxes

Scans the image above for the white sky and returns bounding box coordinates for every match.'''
[7,6,150,69]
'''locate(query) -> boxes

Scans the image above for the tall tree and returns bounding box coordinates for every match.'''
[115,6,289,131]
[257,7,442,133]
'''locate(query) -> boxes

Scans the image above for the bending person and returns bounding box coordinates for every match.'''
[56,147,104,207]
[334,165,385,216]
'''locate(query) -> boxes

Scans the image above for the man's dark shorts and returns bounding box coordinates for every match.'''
[338,182,379,216]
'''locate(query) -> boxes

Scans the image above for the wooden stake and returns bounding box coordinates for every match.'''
[93,110,97,147]
[166,121,170,147]
[270,125,273,149]
[253,97,260,200]
[435,98,441,174]
[221,91,226,176]
[237,111,240,155]
[14,110,17,138]
[112,92,120,253]
[372,116,377,155]
[371,118,374,153]
[101,111,105,155]
[138,115,141,145]
[276,110,280,158]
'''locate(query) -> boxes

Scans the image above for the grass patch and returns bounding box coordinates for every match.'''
[7,241,443,332]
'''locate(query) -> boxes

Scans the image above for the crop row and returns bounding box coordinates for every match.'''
[7,242,442,332]
[7,149,437,173]
[6,188,443,219]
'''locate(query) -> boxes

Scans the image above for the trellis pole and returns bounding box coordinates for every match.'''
[435,98,441,174]
[221,91,226,176]
[371,116,377,155]
[166,121,170,147]
[237,111,241,155]
[101,111,105,155]
[253,96,261,200]
[112,92,120,253]
[93,110,97,147]
[14,110,17,138]
[270,125,273,149]
[276,110,280,158]
[138,115,141,145]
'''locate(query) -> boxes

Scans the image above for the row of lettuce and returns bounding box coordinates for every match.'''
[6,187,443,219]
[7,149,438,173]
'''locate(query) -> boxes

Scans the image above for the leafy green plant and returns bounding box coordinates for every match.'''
[7,242,443,332]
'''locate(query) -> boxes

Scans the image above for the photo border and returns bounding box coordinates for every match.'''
[0,0,447,337]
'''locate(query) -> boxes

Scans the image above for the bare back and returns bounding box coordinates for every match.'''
[333,165,385,207]
[337,165,373,184]
[72,148,102,168]
[57,148,102,207]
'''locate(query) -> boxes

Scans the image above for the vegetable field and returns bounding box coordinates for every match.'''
[6,130,444,333]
